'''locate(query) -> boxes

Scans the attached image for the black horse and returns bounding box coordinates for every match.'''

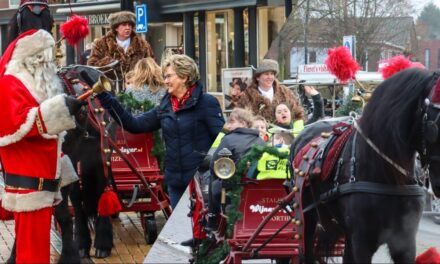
[59,65,116,259]
[291,68,440,263]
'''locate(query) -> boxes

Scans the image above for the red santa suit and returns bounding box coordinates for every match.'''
[0,29,77,263]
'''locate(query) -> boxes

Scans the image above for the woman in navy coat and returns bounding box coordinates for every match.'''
[97,54,225,208]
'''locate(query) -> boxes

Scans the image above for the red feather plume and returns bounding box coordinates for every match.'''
[325,46,360,83]
[60,15,89,46]
[379,55,425,80]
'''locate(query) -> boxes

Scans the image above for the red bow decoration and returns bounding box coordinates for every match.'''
[98,187,122,217]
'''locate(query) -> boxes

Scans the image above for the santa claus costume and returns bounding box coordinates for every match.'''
[0,29,77,263]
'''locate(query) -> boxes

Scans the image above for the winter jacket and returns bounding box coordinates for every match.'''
[237,80,304,123]
[88,31,154,82]
[98,81,225,188]
[211,128,265,165]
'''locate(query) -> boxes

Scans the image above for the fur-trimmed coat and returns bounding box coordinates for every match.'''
[88,31,154,82]
[237,81,304,123]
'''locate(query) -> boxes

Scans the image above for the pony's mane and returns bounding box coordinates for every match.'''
[360,68,434,182]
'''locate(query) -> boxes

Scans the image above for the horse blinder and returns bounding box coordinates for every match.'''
[425,119,439,143]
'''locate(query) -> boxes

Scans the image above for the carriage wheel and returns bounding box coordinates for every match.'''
[143,215,158,244]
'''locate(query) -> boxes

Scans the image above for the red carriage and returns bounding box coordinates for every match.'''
[109,129,172,243]
[190,146,345,264]
[58,64,171,248]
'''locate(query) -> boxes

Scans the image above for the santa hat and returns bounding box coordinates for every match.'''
[0,29,54,77]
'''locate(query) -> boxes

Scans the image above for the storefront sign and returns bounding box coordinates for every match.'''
[298,64,329,74]
[86,13,110,25]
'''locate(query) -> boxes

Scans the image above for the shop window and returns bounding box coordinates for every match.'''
[206,10,234,93]
[309,51,316,63]
[257,6,285,64]
[425,49,430,69]
[9,0,19,7]
[437,48,440,69]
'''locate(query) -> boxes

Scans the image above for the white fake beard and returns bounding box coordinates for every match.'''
[23,48,63,100]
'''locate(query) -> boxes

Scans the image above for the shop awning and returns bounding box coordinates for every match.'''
[55,2,120,14]
[160,0,260,14]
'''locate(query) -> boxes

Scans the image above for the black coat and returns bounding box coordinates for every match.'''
[98,81,225,188]
[211,127,265,166]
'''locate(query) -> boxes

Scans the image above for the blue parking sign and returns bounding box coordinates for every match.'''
[135,4,147,33]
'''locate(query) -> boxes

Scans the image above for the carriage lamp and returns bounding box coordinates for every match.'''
[213,148,236,210]
[213,148,235,180]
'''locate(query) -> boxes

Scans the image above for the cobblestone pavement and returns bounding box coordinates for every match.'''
[0,212,166,264]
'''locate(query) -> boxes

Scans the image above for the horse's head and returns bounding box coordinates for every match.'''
[421,72,440,197]
[57,65,103,125]
[7,1,53,45]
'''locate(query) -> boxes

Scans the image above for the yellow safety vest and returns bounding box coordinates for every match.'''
[256,148,290,180]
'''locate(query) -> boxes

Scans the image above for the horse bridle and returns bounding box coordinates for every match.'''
[17,2,50,34]
[419,72,440,172]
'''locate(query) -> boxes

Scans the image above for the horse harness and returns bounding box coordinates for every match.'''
[293,119,425,214]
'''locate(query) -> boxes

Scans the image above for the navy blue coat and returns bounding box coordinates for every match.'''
[98,81,225,188]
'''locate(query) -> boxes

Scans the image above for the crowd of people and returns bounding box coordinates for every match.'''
[0,3,326,261]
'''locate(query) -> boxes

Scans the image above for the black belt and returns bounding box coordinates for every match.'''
[5,173,60,192]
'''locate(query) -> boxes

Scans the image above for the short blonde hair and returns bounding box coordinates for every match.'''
[131,58,164,92]
[161,54,200,86]
[252,115,268,129]
[273,132,294,145]
[228,107,254,128]
[125,71,134,81]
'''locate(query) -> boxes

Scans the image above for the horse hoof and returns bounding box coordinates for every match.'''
[78,249,90,258]
[95,249,111,258]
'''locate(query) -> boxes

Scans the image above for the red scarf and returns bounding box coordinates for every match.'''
[170,84,196,112]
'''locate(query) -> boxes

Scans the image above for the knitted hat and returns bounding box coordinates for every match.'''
[255,59,279,76]
[108,11,136,29]
[0,29,54,77]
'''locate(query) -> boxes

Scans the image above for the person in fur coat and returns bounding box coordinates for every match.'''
[237,59,304,125]
[0,29,84,263]
[88,11,154,90]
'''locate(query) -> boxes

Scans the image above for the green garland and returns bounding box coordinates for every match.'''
[117,92,165,172]
[196,145,289,264]
[335,93,363,117]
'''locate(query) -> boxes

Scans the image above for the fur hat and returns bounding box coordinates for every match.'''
[108,11,136,29]
[0,29,54,77]
[255,59,279,76]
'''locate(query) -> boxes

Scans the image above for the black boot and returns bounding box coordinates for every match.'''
[180,238,202,247]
